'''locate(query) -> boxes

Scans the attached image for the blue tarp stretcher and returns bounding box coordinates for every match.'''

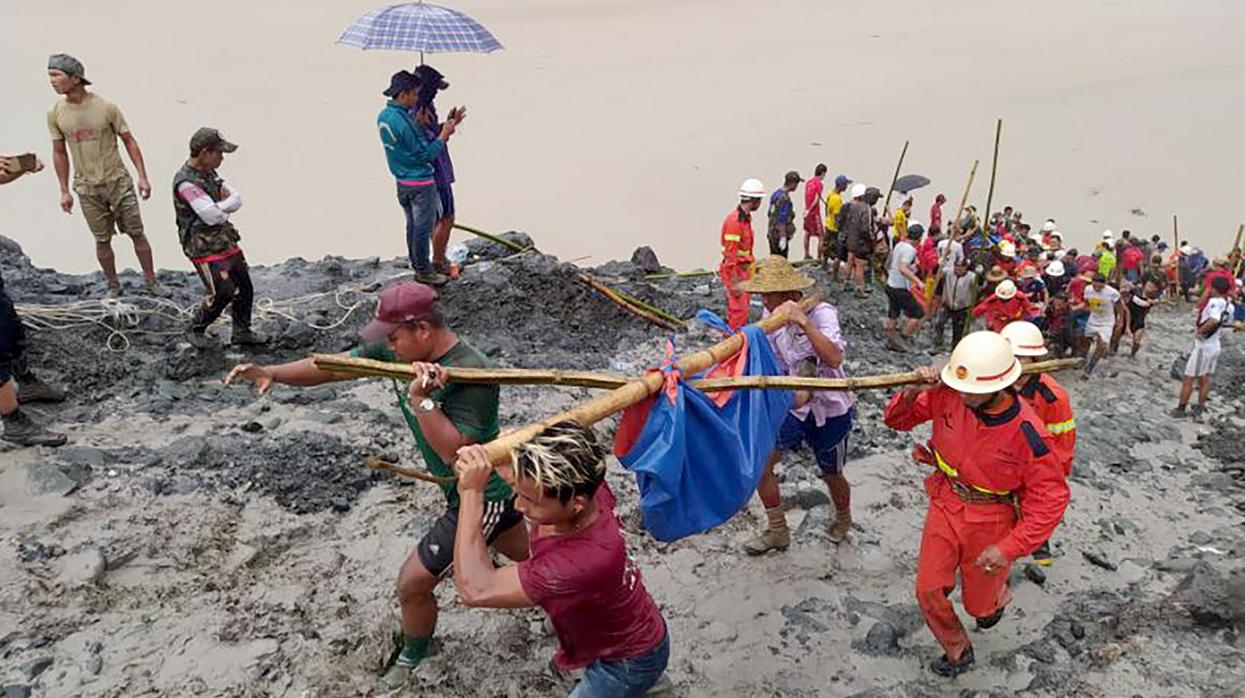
[613,311,792,542]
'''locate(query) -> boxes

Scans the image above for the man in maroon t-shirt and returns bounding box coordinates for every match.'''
[452,421,669,697]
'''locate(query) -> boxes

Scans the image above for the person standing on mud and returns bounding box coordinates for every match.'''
[1001,321,1075,567]
[883,331,1069,677]
[412,65,462,280]
[932,258,975,352]
[1171,275,1235,421]
[767,171,801,258]
[842,183,880,297]
[451,422,671,697]
[821,174,851,278]
[223,282,528,684]
[720,179,764,329]
[175,128,265,348]
[802,164,825,261]
[46,54,162,298]
[735,258,856,554]
[0,152,68,447]
[378,70,461,286]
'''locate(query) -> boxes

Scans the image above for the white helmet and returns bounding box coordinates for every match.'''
[1101,229,1114,240]
[995,279,1017,300]
[849,183,867,199]
[1000,321,1048,357]
[1041,221,1056,233]
[999,241,1016,257]
[739,178,765,199]
[1045,260,1066,277]
[941,331,1023,394]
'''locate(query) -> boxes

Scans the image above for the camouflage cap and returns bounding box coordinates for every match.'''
[48,54,91,85]
[189,127,238,156]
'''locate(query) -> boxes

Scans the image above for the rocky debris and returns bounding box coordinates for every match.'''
[858,620,901,655]
[23,462,83,497]
[629,246,663,275]
[56,546,106,586]
[1166,562,1244,630]
[18,657,51,681]
[1081,550,1119,571]
[2,685,32,698]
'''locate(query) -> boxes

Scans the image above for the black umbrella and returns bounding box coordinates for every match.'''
[894,174,931,193]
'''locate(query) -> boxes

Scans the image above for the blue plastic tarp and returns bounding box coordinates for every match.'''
[617,312,793,542]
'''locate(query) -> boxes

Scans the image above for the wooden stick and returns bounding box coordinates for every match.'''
[950,160,980,239]
[452,223,530,253]
[882,140,910,216]
[1231,223,1244,277]
[363,456,457,484]
[597,282,688,328]
[690,358,1082,392]
[578,274,682,331]
[981,118,1003,231]
[313,355,632,389]
[644,269,717,281]
[1172,214,1180,255]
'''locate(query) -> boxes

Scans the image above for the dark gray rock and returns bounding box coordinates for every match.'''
[630,247,662,274]
[860,621,900,655]
[86,655,102,675]
[19,657,50,681]
[1167,562,1242,629]
[3,685,32,698]
[25,463,80,497]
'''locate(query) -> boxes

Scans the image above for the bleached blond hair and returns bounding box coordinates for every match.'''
[512,421,608,503]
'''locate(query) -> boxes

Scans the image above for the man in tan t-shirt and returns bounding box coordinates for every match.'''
[47,54,161,297]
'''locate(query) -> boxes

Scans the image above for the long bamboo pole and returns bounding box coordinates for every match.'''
[1230,223,1244,277]
[950,160,980,239]
[981,118,1003,231]
[452,223,530,253]
[578,273,681,331]
[582,275,687,328]
[313,356,1082,394]
[881,140,910,216]
[929,160,981,302]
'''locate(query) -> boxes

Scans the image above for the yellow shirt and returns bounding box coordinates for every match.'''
[824,191,844,232]
[893,208,909,240]
[47,93,132,187]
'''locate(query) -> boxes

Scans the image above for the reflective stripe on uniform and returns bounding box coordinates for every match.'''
[933,449,1012,496]
[1046,418,1076,435]
[723,234,741,242]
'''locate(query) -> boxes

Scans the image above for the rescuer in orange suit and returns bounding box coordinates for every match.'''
[883,331,1070,677]
[720,178,765,329]
[1001,320,1076,567]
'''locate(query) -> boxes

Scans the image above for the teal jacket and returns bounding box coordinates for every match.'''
[377,100,444,182]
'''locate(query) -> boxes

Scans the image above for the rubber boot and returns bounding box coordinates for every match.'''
[230,325,268,346]
[826,476,853,543]
[2,408,67,447]
[16,373,66,404]
[930,645,975,677]
[743,507,790,555]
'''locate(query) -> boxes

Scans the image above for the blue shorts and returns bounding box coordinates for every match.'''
[776,409,853,476]
[570,624,670,698]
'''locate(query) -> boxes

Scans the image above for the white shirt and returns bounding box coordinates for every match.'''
[1084,285,1120,326]
[937,239,965,271]
[1195,297,1235,351]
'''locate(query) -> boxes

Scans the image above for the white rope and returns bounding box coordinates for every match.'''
[12,273,412,352]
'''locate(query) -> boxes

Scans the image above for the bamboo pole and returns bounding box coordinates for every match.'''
[578,274,682,331]
[981,118,1003,231]
[592,280,688,328]
[363,456,458,484]
[1172,214,1180,254]
[315,355,1083,395]
[881,140,910,216]
[644,269,717,281]
[452,223,530,253]
[1231,223,1244,277]
[950,160,980,239]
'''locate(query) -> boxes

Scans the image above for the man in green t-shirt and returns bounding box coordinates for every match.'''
[224,282,526,682]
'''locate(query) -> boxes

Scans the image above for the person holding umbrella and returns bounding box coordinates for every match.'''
[412,64,463,280]
[378,70,462,286]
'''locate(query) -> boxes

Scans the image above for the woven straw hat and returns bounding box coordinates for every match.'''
[736,257,815,293]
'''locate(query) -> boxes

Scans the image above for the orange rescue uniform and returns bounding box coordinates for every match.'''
[720,207,756,329]
[1017,373,1076,476]
[884,387,1069,662]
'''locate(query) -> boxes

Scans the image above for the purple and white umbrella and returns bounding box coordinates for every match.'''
[338,2,503,55]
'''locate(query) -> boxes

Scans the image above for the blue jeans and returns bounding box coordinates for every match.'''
[569,626,670,698]
[396,183,441,273]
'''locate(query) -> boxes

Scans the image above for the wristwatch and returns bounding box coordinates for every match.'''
[415,398,438,414]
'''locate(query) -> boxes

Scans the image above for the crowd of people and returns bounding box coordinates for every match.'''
[0,53,1242,696]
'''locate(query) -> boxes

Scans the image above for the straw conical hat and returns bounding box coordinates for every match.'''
[736,257,815,293]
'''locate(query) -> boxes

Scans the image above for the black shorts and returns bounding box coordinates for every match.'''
[417,497,524,578]
[886,285,924,320]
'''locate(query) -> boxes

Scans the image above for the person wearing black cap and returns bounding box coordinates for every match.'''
[174,127,265,348]
[379,70,463,286]
[46,53,161,298]
[767,171,802,258]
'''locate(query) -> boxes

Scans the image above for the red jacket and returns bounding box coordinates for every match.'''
[720,208,755,271]
[972,291,1033,332]
[1017,374,1075,476]
[883,386,1070,561]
